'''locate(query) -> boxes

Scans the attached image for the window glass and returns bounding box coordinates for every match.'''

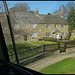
[14,24,19,29]
[32,33,37,38]
[46,24,50,29]
[2,1,74,74]
[14,34,18,38]
[25,24,27,29]
[61,25,64,28]
[62,32,64,36]
[55,25,56,28]
[46,33,50,36]
[33,24,37,29]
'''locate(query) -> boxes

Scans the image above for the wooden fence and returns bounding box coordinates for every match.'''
[43,41,75,53]
[9,41,75,63]
[9,46,43,63]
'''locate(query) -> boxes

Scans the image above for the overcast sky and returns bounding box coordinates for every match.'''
[1,1,75,14]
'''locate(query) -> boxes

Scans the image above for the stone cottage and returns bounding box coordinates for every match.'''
[13,8,69,42]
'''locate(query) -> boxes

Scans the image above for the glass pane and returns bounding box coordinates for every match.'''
[1,1,75,74]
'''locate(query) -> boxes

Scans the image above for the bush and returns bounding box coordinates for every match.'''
[43,37,58,42]
[70,36,75,40]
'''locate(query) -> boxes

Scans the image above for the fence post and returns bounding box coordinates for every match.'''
[43,45,45,53]
[64,42,67,52]
[58,42,60,50]
[58,42,61,53]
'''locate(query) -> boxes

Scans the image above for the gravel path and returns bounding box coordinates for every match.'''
[25,48,75,71]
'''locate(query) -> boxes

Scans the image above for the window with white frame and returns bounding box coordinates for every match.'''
[14,34,18,38]
[46,33,50,36]
[14,24,19,29]
[62,32,64,37]
[55,24,56,28]
[61,25,64,28]
[25,24,27,29]
[32,33,37,38]
[32,24,37,29]
[46,24,50,29]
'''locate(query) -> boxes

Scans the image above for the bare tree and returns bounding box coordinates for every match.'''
[52,10,59,15]
[10,2,30,12]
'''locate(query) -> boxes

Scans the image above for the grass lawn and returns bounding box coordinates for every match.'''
[7,42,43,62]
[7,42,37,51]
[32,41,57,45]
[40,58,75,74]
[7,42,37,54]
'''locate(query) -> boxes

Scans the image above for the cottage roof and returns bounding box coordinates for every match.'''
[15,12,42,24]
[43,15,68,24]
[15,12,68,25]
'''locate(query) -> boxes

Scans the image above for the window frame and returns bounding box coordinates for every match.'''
[25,24,27,29]
[32,33,37,38]
[62,32,64,37]
[14,34,18,38]
[61,25,64,28]
[32,24,37,29]
[46,33,50,36]
[46,24,50,29]
[55,24,56,28]
[14,24,19,29]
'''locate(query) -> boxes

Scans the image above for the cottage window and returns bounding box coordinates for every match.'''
[62,32,64,37]
[32,33,37,38]
[25,24,27,29]
[55,24,56,28]
[46,24,50,29]
[32,24,37,29]
[61,25,64,28]
[46,33,50,36]
[14,34,18,38]
[14,24,19,29]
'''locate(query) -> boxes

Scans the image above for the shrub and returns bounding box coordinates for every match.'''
[70,36,75,40]
[43,37,58,42]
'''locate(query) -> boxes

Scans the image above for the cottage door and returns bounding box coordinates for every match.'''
[56,32,59,39]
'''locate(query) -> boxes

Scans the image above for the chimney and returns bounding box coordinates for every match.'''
[60,5,63,18]
[60,10,63,18]
[36,8,39,15]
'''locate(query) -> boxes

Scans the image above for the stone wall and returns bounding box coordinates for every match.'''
[27,24,69,42]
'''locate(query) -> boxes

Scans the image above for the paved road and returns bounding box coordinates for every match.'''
[25,48,75,72]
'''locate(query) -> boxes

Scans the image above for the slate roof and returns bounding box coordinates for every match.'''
[15,12,42,24]
[43,15,68,24]
[15,12,68,25]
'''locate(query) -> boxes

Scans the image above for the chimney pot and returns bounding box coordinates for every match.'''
[36,8,39,15]
[60,10,63,18]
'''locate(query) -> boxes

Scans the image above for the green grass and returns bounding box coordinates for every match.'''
[40,58,75,74]
[7,42,37,54]
[7,42,43,62]
[32,41,57,45]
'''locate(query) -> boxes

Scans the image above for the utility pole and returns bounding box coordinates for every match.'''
[3,1,19,64]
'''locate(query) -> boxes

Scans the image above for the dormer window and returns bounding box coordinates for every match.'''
[14,24,19,29]
[33,24,37,29]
